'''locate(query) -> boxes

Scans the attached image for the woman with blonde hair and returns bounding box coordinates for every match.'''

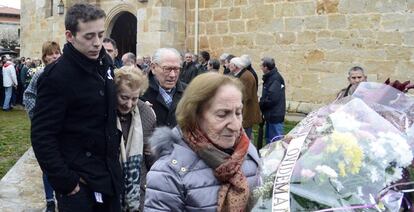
[145,72,261,211]
[114,66,156,211]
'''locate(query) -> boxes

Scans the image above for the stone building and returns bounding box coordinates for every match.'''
[0,6,20,43]
[20,0,414,111]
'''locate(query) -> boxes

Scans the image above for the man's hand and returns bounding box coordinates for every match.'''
[68,183,80,196]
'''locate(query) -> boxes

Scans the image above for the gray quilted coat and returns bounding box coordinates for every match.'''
[144,127,261,212]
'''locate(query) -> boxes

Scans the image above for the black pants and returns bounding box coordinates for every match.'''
[56,184,121,212]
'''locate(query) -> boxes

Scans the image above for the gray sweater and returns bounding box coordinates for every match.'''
[144,127,261,211]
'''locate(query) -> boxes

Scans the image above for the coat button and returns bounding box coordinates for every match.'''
[86,152,92,157]
[180,167,187,172]
[171,159,177,165]
[99,90,104,96]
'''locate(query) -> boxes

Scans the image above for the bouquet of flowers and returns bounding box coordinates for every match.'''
[252,82,414,211]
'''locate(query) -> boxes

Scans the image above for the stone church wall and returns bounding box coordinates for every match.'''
[186,0,414,109]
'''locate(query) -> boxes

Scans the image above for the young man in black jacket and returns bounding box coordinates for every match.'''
[259,57,286,144]
[31,3,122,211]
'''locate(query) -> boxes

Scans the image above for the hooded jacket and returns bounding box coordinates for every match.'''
[144,127,261,211]
[31,43,122,196]
[2,61,17,87]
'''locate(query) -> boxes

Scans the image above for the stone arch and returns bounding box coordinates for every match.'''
[105,4,137,57]
[105,4,136,34]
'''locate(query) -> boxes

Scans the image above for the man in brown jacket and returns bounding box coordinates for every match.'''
[229,57,262,139]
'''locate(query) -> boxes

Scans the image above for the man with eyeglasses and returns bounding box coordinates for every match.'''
[141,48,186,128]
[336,66,367,100]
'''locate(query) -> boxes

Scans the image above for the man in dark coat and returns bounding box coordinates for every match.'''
[259,57,286,144]
[197,50,210,74]
[141,48,186,128]
[179,52,198,84]
[335,66,367,100]
[31,3,122,211]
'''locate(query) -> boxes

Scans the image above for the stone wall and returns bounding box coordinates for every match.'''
[186,0,414,109]
[20,0,66,59]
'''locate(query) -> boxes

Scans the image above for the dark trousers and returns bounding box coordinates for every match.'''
[42,173,55,202]
[265,122,284,144]
[56,183,121,212]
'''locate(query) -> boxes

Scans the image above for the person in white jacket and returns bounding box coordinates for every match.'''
[2,56,17,111]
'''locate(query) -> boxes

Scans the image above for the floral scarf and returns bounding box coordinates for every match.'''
[183,127,250,212]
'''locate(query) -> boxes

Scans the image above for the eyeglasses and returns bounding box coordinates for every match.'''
[156,64,181,74]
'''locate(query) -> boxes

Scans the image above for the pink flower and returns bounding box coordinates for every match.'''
[301,169,316,179]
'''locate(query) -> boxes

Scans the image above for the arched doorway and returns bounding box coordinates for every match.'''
[109,12,137,57]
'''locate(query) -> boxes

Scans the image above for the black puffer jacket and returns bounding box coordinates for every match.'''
[31,43,122,196]
[260,68,286,123]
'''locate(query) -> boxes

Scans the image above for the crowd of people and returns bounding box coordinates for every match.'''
[0,55,43,111]
[0,2,370,212]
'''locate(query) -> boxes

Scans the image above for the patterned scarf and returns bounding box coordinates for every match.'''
[183,127,250,212]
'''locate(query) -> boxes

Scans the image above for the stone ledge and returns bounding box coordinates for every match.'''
[287,100,323,114]
[0,148,44,212]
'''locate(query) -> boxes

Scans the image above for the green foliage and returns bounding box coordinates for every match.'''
[253,120,299,148]
[0,38,19,50]
[0,109,31,178]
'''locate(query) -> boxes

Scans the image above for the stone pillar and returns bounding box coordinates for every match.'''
[137,0,186,55]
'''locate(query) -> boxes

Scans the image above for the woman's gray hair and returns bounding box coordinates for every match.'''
[230,57,246,69]
[152,48,182,65]
[240,54,251,66]
[219,53,229,61]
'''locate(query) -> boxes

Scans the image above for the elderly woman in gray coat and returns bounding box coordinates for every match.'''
[144,72,261,212]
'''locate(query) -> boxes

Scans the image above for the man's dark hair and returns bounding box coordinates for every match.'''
[225,54,235,63]
[200,51,210,61]
[103,37,117,49]
[209,59,220,70]
[65,3,106,36]
[261,57,276,70]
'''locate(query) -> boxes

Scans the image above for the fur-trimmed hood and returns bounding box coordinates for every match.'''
[149,127,186,160]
